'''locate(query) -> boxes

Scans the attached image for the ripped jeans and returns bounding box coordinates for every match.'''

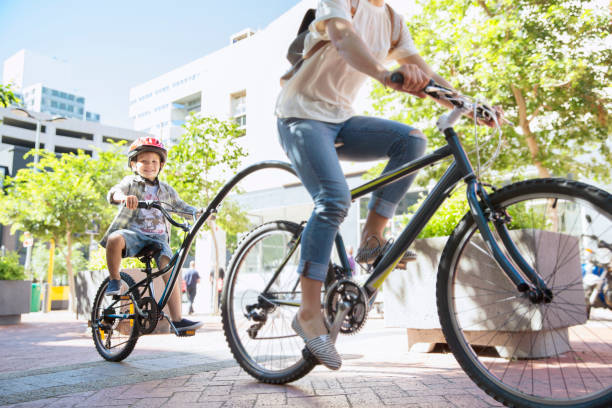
[277,116,427,282]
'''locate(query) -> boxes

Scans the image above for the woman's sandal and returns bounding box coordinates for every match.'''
[292,315,341,370]
[355,235,417,269]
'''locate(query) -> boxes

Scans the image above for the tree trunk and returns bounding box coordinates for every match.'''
[65,229,77,315]
[510,85,552,179]
[208,218,221,314]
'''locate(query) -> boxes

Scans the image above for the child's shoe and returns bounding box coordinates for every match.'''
[105,279,122,296]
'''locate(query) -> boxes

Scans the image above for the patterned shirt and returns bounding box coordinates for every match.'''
[99,174,196,247]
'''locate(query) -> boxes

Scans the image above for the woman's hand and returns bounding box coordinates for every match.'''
[475,105,505,128]
[384,65,430,98]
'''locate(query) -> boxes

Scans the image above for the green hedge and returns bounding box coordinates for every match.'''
[0,252,26,280]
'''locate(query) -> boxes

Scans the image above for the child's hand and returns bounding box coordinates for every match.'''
[124,195,138,209]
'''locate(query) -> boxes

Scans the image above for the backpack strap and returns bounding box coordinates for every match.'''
[385,3,402,51]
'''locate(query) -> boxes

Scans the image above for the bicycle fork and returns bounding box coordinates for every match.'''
[465,179,553,303]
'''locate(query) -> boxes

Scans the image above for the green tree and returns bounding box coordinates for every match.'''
[0,146,126,310]
[368,0,610,185]
[164,114,249,312]
[0,83,19,108]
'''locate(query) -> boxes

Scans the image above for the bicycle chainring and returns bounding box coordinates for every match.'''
[324,278,368,335]
[137,297,159,335]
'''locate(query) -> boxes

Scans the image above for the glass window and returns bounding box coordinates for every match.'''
[78,107,83,115]
[59,103,66,110]
[76,97,84,104]
[67,105,74,112]
[51,101,58,108]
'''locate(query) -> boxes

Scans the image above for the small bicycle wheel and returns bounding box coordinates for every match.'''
[221,220,317,383]
[438,179,612,407]
[91,272,140,362]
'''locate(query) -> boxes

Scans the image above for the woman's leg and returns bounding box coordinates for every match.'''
[277,118,350,339]
[336,116,427,249]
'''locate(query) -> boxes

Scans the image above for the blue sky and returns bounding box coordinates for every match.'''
[0,0,302,128]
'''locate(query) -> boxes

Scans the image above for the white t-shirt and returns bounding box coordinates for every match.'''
[128,184,167,236]
[275,0,418,123]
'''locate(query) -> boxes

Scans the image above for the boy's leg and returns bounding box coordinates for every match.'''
[158,256,182,322]
[106,233,126,281]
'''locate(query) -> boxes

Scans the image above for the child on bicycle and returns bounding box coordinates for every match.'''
[99,136,203,334]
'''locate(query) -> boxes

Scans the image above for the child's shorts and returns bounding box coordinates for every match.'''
[113,229,173,267]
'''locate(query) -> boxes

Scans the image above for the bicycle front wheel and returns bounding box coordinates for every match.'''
[438,179,612,407]
[91,272,140,362]
[221,220,317,383]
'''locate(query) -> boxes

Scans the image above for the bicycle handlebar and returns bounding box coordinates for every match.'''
[389,73,496,123]
[137,200,191,232]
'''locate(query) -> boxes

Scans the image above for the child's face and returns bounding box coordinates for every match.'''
[131,151,162,181]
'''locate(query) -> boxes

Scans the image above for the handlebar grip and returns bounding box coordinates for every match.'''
[389,74,438,97]
[137,200,153,209]
[390,72,404,84]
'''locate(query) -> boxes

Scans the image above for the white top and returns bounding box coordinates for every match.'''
[275,0,418,123]
[128,184,167,236]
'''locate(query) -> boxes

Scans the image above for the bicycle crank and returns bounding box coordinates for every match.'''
[324,279,368,341]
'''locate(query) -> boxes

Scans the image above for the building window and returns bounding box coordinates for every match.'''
[230,90,246,135]
[51,100,58,108]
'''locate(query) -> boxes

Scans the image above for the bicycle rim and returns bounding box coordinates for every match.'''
[222,221,316,383]
[91,272,140,362]
[439,179,612,407]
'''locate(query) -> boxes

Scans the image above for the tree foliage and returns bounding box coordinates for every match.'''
[368,0,610,185]
[0,83,19,108]
[164,114,250,247]
[0,145,126,308]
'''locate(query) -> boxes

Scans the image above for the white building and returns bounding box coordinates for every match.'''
[0,107,144,158]
[3,49,101,122]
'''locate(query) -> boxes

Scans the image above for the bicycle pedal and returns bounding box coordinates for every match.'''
[176,330,196,337]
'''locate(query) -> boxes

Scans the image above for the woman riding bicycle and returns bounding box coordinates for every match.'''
[276,0,501,370]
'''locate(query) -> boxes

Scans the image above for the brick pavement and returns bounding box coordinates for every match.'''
[0,311,503,407]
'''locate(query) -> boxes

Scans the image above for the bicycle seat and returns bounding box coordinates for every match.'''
[134,243,163,260]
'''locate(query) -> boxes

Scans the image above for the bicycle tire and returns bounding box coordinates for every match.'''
[437,178,612,407]
[91,272,140,362]
[221,220,317,383]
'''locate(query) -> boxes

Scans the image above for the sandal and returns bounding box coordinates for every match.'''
[292,315,341,370]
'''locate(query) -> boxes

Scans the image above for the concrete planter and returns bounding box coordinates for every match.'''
[383,230,586,357]
[0,280,32,324]
[76,269,171,333]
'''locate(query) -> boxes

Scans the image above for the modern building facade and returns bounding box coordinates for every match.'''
[3,49,101,122]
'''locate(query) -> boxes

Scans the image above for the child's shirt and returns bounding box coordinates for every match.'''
[128,184,167,235]
[99,174,196,248]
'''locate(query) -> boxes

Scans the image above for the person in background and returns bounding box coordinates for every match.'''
[183,261,201,315]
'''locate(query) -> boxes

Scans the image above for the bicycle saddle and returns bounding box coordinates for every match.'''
[134,243,163,260]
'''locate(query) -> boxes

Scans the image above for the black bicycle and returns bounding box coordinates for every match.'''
[220,80,612,407]
[91,201,202,361]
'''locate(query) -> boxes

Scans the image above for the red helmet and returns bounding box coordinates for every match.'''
[127,137,167,167]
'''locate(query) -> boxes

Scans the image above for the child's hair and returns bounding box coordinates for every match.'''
[127,137,167,169]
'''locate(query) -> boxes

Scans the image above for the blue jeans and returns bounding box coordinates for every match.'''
[277,116,427,282]
[113,229,172,268]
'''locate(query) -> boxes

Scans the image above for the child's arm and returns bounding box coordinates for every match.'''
[108,176,138,209]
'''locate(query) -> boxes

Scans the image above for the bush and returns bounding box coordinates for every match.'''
[0,252,26,280]
[402,189,470,239]
[88,247,144,271]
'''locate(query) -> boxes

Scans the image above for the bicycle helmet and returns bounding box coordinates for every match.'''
[127,137,167,168]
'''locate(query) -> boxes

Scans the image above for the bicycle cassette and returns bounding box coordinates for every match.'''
[324,278,368,335]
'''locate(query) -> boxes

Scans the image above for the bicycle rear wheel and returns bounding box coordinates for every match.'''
[438,179,612,407]
[91,272,140,362]
[221,220,317,383]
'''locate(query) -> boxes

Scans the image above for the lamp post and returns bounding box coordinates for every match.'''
[10,108,66,305]
[11,108,66,165]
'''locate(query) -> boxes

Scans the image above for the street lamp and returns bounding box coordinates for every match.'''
[11,107,66,164]
[9,108,66,301]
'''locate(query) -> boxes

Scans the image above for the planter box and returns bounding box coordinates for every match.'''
[0,280,32,325]
[76,269,171,333]
[383,230,586,358]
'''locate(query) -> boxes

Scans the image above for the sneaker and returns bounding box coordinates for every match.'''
[172,318,204,333]
[105,279,122,297]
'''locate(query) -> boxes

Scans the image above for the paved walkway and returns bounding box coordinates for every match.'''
[0,311,503,407]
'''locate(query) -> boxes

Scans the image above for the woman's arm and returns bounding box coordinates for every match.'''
[325,18,429,94]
